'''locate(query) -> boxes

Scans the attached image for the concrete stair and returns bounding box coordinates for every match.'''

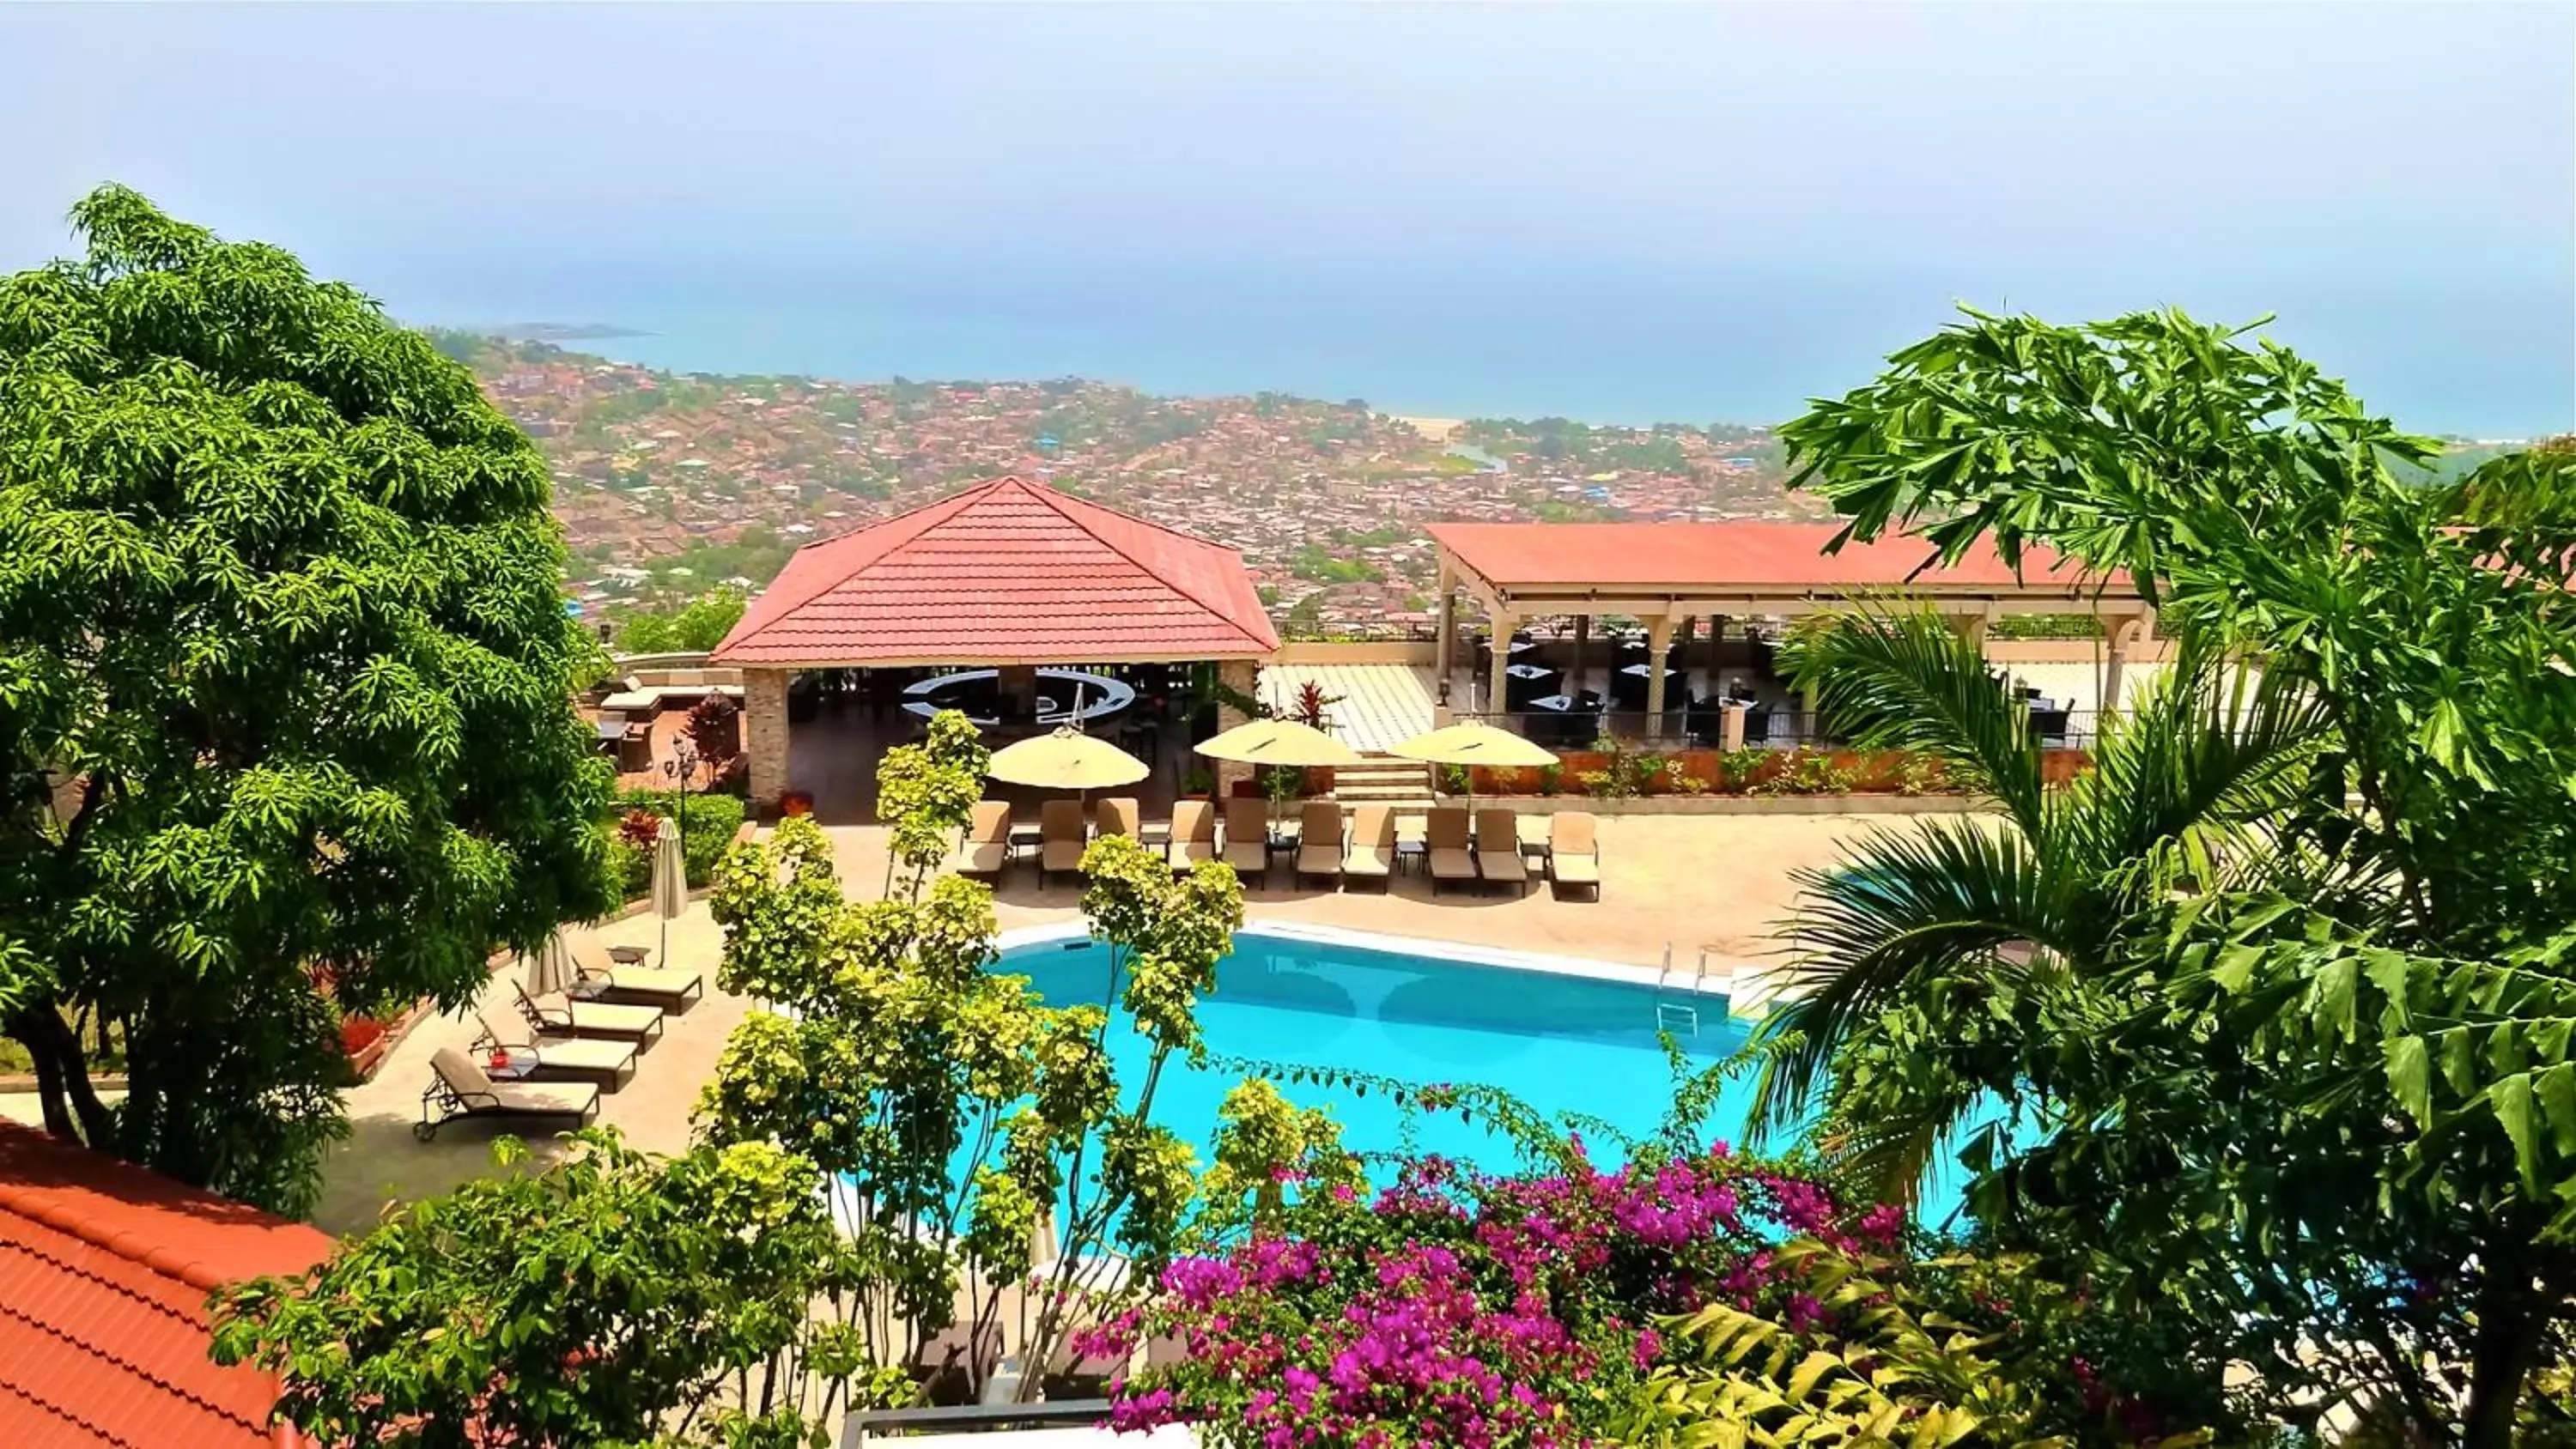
[1330,755,1435,804]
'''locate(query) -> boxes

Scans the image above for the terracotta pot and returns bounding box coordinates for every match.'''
[781,791,815,817]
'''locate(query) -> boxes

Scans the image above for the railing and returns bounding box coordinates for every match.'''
[842,1398,1111,1446]
[1449,706,2111,754]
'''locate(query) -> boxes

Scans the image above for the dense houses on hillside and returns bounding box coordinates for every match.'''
[447,336,1811,635]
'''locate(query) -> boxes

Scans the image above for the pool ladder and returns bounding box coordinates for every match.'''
[1653,942,1703,1038]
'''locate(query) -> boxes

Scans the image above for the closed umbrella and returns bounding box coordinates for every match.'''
[1387,719,1559,809]
[651,815,688,966]
[986,726,1150,791]
[523,929,577,999]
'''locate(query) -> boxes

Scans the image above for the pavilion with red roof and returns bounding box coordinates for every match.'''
[0,1120,333,1447]
[714,476,1279,809]
[1425,519,2149,737]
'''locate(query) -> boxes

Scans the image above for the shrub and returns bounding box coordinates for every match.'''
[1439,763,1471,797]
[605,789,747,896]
[686,693,742,768]
[1752,749,1856,797]
[1537,762,1564,796]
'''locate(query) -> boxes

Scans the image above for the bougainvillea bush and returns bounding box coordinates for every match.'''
[1084,1139,1887,1447]
[1087,1133,2227,1448]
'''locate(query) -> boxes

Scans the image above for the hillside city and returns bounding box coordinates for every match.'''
[430,333,1812,638]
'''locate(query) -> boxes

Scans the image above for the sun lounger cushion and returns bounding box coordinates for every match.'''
[475,1012,638,1086]
[1296,803,1345,879]
[1426,808,1477,882]
[1549,812,1601,892]
[583,963,702,1009]
[1096,797,1140,839]
[1041,800,1088,874]
[1222,799,1270,875]
[957,802,1012,877]
[1475,810,1528,888]
[1344,806,1394,879]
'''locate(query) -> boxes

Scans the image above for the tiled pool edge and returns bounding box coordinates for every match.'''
[994,919,1745,1007]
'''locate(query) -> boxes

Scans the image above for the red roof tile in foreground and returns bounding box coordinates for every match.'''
[1427,520,2125,597]
[0,1122,332,1448]
[714,476,1282,666]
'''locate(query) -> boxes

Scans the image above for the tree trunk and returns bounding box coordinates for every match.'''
[2461,1249,2549,1449]
[5,1003,116,1147]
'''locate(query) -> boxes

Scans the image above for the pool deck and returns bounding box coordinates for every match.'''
[7,812,1922,1238]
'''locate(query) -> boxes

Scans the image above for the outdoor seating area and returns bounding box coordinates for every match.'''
[412,924,708,1143]
[948,792,1605,901]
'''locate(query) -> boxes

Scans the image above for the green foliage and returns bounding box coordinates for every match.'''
[212,1130,884,1447]
[1750,749,1858,797]
[1439,763,1472,797]
[1260,765,1305,807]
[613,586,748,655]
[872,709,989,898]
[0,187,611,1212]
[697,817,1262,1406]
[1624,1240,2183,1449]
[603,788,744,899]
[1773,310,2576,1441]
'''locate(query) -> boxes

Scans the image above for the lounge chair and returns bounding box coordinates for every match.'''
[1168,799,1217,873]
[1222,797,1271,884]
[956,800,1012,880]
[1039,798,1089,886]
[910,1319,1004,1407]
[1295,801,1346,888]
[473,1009,638,1091]
[1547,811,1601,900]
[561,925,703,1012]
[515,982,665,1047]
[1426,808,1478,895]
[1096,796,1140,840]
[1343,804,1394,889]
[1476,809,1531,895]
[416,1046,601,1142]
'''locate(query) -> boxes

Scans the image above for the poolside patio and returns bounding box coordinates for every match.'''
[285,810,1918,1237]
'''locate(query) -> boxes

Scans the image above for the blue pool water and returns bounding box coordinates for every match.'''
[997,928,1745,1176]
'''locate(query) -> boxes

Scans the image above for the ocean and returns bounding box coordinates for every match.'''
[440,254,2575,438]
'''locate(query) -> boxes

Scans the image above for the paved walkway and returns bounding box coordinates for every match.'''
[309,902,750,1237]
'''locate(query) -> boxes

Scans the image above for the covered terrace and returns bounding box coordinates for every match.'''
[1425,520,2150,747]
[712,476,1280,821]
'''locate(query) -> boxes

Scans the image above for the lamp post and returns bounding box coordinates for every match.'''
[661,734,702,861]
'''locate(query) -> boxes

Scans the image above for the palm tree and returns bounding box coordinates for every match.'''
[1743,609,2327,1200]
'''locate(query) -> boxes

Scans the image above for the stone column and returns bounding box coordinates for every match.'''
[1432,566,1456,688]
[743,668,793,815]
[1485,609,1518,721]
[1568,614,1589,703]
[1643,615,1676,740]
[1213,658,1261,797]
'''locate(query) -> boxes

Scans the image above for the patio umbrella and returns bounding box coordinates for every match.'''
[986,725,1150,791]
[1387,719,1559,809]
[522,929,578,999]
[650,816,688,966]
[1194,718,1364,768]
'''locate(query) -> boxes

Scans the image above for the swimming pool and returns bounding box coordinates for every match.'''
[993,923,1744,1176]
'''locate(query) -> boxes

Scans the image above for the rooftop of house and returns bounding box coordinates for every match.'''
[0,1122,332,1448]
[714,474,1281,667]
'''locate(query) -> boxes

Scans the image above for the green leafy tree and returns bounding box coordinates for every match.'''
[696,816,1255,1404]
[1774,308,2576,1441]
[0,187,610,1213]
[872,708,989,898]
[212,1131,884,1447]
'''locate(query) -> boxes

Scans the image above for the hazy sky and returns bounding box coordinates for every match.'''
[3,3,2570,432]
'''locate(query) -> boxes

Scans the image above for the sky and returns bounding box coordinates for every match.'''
[3,3,2570,434]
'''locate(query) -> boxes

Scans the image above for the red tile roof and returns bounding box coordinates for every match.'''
[0,1122,332,1448]
[714,476,1280,665]
[1427,520,2125,597]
